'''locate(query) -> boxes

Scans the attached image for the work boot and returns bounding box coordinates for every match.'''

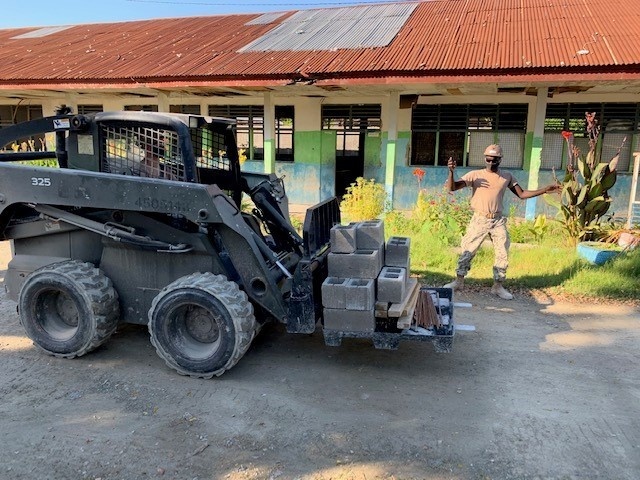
[491,282,513,300]
[443,276,464,291]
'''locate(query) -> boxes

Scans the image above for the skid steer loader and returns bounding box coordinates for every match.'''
[0,107,454,378]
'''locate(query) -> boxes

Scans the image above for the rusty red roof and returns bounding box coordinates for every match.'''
[0,0,638,89]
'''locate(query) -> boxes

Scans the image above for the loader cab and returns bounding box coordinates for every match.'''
[0,110,244,208]
[62,111,244,205]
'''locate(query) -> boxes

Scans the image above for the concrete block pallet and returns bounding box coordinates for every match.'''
[321,221,455,353]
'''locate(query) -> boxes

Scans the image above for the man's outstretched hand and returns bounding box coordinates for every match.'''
[447,157,456,172]
[545,182,562,194]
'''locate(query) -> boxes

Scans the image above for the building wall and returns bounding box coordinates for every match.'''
[0,90,636,220]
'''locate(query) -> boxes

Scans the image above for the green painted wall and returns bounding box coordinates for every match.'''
[364,132,382,169]
[294,131,323,165]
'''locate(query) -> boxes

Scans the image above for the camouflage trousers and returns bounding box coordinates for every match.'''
[455,214,510,282]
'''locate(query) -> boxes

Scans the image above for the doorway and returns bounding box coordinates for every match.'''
[322,104,381,198]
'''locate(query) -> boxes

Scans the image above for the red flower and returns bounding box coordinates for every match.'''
[561,131,573,140]
[413,168,426,181]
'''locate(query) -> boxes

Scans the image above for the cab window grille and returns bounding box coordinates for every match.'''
[101,124,184,180]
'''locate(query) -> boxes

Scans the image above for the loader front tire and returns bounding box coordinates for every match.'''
[18,260,120,358]
[148,273,258,378]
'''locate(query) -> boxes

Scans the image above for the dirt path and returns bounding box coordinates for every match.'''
[0,241,639,480]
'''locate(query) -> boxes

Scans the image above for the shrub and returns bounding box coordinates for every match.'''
[412,190,473,246]
[546,112,623,245]
[340,177,388,222]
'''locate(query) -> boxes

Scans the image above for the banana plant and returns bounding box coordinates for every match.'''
[551,112,624,245]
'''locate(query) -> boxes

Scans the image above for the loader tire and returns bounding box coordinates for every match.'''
[148,272,258,379]
[18,260,120,358]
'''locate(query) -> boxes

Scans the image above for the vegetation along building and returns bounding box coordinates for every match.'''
[1,0,639,219]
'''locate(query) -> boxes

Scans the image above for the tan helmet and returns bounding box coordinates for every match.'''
[483,144,503,157]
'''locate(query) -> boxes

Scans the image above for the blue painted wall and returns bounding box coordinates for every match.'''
[244,131,634,221]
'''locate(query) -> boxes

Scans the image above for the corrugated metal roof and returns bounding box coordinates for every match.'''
[245,12,288,26]
[239,4,417,52]
[10,25,73,39]
[0,0,638,87]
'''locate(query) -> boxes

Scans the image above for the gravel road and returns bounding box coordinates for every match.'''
[0,241,639,480]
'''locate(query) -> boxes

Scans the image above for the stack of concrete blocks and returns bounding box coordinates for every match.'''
[323,220,384,332]
[322,221,412,333]
[377,236,411,304]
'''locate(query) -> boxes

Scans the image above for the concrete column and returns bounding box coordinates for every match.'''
[384,92,399,207]
[41,99,60,117]
[102,96,123,111]
[525,87,548,220]
[157,91,170,113]
[263,92,275,174]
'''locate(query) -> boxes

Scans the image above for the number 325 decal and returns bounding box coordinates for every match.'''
[31,177,51,187]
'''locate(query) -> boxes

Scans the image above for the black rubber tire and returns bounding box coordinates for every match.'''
[148,272,258,378]
[18,260,120,358]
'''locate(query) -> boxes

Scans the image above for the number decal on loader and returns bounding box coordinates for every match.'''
[135,196,186,212]
[31,177,51,187]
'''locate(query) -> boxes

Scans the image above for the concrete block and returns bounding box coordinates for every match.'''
[355,220,385,249]
[323,308,375,332]
[386,236,411,270]
[321,277,348,309]
[330,224,357,254]
[377,266,407,303]
[328,249,382,279]
[345,278,375,311]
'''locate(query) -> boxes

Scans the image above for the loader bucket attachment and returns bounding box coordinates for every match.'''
[286,197,340,333]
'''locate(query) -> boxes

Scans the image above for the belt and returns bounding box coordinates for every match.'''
[474,211,502,219]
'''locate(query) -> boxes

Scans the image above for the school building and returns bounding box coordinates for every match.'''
[0,0,639,219]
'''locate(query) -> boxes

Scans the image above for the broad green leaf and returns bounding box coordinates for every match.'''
[585,196,606,213]
[600,169,617,190]
[591,163,607,181]
[576,185,589,207]
[578,158,585,178]
[588,183,603,200]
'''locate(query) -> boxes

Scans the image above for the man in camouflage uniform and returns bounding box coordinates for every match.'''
[444,144,560,300]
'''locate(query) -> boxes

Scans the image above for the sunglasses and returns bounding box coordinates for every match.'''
[485,156,501,164]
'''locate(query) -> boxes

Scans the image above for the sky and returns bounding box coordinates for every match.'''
[2,0,400,28]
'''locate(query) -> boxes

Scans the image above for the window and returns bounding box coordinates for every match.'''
[275,106,294,162]
[0,105,45,151]
[77,105,103,115]
[208,105,295,162]
[411,104,527,168]
[542,103,639,171]
[209,105,264,161]
[170,105,201,115]
[124,105,158,112]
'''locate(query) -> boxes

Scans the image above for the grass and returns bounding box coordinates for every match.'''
[385,217,640,304]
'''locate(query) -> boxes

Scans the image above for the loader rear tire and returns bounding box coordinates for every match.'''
[148,273,258,378]
[18,260,120,358]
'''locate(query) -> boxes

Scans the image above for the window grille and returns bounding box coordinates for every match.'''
[124,105,158,112]
[411,104,527,167]
[170,105,201,115]
[543,102,639,171]
[0,105,45,152]
[77,105,103,115]
[321,105,382,131]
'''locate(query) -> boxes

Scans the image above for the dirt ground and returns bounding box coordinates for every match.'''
[0,240,639,480]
